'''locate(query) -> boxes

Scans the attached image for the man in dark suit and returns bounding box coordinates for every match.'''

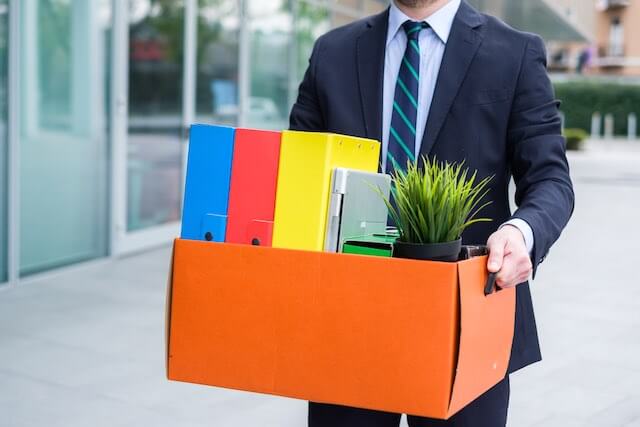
[289,0,574,426]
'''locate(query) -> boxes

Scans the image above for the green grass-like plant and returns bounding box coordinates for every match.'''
[378,157,493,244]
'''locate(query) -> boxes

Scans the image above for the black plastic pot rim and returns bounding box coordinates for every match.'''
[394,238,462,249]
[392,238,462,262]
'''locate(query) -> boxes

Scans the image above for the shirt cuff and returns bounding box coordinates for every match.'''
[501,218,534,255]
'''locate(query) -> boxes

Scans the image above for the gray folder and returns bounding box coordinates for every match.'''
[324,168,392,252]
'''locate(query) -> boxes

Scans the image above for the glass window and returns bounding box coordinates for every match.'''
[609,17,624,57]
[195,0,240,126]
[248,0,293,130]
[19,0,111,276]
[0,0,7,282]
[127,0,184,231]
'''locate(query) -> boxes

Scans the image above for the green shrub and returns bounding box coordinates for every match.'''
[563,128,588,151]
[554,82,640,137]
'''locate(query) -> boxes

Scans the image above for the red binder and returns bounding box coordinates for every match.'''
[226,128,282,246]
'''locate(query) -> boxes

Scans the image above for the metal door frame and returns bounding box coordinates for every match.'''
[111,0,197,256]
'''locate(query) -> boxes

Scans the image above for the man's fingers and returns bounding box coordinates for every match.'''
[487,235,506,273]
[516,254,533,283]
[496,254,517,288]
[497,253,533,288]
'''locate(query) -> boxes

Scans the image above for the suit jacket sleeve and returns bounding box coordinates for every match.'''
[289,37,326,132]
[508,34,575,277]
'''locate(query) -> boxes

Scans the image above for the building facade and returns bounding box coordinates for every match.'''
[468,0,590,72]
[0,0,387,287]
[540,0,596,73]
[595,0,640,75]
[0,0,595,288]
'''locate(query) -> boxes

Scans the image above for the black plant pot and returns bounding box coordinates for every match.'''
[392,238,462,262]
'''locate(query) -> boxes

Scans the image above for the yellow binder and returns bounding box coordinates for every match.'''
[272,131,381,251]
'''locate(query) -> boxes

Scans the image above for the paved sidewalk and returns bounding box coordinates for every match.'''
[1,144,639,427]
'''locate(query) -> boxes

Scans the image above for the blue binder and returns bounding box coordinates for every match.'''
[180,124,235,241]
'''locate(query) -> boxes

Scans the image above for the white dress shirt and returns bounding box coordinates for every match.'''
[382,0,460,168]
[381,0,534,253]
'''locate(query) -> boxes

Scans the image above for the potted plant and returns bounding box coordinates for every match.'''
[377,157,493,262]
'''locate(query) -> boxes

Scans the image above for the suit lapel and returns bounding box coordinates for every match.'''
[420,1,486,158]
[356,9,389,143]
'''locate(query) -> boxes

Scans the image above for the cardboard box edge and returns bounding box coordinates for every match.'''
[165,238,178,379]
[446,256,515,418]
[445,258,472,419]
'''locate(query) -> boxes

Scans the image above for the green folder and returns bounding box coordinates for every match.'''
[341,233,399,258]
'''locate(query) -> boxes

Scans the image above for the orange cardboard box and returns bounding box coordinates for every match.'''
[165,239,515,419]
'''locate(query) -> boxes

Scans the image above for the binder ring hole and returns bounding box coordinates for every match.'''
[204,232,213,241]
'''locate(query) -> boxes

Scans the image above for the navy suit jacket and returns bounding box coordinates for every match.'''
[289,1,575,372]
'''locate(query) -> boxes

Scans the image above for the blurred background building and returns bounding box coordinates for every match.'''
[469,0,593,73]
[0,0,638,288]
[594,0,640,75]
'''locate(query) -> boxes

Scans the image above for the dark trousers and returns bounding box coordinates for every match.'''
[308,377,509,427]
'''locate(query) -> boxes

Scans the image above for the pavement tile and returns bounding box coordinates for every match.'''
[585,396,640,427]
[0,370,208,427]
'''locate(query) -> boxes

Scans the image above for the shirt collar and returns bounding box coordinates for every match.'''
[387,0,461,47]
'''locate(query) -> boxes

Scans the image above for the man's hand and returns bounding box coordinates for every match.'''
[486,225,533,289]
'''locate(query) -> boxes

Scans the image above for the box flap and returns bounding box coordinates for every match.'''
[447,256,515,417]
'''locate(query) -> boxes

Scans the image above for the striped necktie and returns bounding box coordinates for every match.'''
[386,20,429,175]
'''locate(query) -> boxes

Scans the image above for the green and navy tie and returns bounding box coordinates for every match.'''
[387,20,429,175]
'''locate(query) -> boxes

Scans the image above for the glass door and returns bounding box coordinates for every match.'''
[113,0,243,254]
[195,0,240,127]
[0,0,7,283]
[18,0,111,276]
[247,0,293,131]
[113,0,190,253]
